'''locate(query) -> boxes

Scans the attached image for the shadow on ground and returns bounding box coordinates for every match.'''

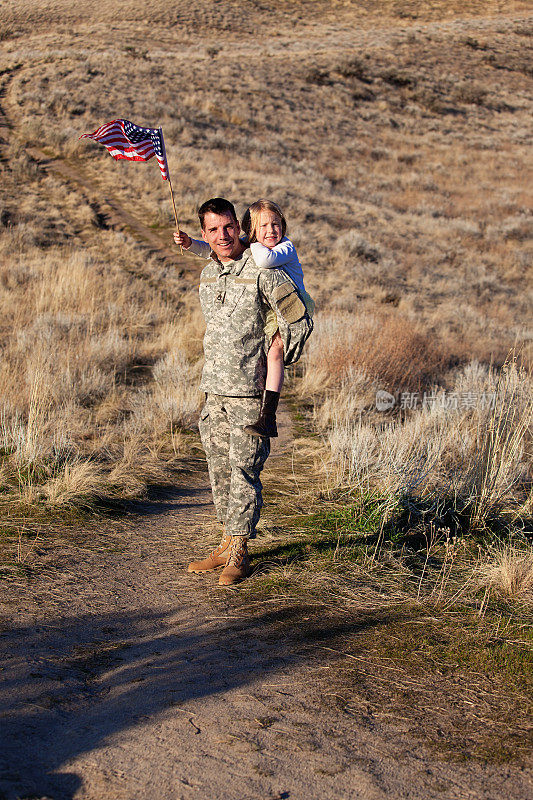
[0,604,400,799]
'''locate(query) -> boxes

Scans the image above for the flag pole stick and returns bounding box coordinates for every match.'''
[159,127,182,255]
[168,178,181,232]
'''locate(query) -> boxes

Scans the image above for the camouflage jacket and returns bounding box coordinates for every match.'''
[199,248,309,396]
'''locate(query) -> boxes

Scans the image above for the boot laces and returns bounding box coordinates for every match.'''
[227,537,247,567]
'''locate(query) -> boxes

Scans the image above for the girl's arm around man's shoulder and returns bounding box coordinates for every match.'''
[250,237,298,268]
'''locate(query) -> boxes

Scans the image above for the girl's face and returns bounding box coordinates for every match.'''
[255,210,283,248]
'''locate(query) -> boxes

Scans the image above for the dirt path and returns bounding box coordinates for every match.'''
[1,407,532,800]
[25,146,191,271]
[1,69,532,800]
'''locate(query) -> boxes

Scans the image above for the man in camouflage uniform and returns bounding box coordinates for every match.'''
[180,197,308,586]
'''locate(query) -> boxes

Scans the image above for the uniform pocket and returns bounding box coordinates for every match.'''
[225,285,247,316]
[227,276,257,316]
[272,281,306,324]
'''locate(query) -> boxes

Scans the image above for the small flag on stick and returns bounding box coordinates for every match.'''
[80,118,183,250]
[80,119,169,180]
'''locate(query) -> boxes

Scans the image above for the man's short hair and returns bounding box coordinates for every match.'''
[198,198,238,230]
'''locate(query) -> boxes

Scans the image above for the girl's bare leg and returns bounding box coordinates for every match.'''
[244,331,283,438]
[265,330,284,392]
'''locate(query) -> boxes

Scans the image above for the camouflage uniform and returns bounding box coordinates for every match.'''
[198,247,306,538]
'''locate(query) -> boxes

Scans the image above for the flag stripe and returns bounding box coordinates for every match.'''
[104,143,155,156]
[107,151,155,161]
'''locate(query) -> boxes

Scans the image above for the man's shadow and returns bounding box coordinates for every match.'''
[0,603,401,799]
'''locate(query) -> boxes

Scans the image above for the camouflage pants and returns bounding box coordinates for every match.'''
[198,394,271,538]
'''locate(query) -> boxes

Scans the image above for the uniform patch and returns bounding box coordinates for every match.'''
[272,281,306,324]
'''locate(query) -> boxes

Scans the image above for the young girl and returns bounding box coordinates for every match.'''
[173,199,314,438]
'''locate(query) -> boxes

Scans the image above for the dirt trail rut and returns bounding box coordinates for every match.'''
[1,66,199,298]
[25,146,190,270]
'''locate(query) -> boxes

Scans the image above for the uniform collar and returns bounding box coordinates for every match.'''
[213,248,251,276]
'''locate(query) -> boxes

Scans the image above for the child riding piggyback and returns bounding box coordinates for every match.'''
[174,199,314,438]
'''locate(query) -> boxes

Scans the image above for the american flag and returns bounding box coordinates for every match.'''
[80,119,169,180]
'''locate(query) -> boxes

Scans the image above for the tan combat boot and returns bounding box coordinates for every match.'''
[187,534,232,573]
[218,536,251,586]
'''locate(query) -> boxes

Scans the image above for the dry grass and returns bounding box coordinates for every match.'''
[320,359,532,528]
[2,1,531,364]
[476,541,533,602]
[297,310,446,402]
[0,2,531,526]
[0,236,204,511]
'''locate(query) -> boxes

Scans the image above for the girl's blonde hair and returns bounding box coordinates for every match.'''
[241,199,287,244]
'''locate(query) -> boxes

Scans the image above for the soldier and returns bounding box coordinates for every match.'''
[174,197,311,586]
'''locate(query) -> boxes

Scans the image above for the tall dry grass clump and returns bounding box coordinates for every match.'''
[322,358,532,531]
[297,310,446,426]
[459,363,533,527]
[0,237,204,512]
[476,541,533,602]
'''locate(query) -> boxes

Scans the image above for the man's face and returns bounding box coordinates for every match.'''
[202,212,242,262]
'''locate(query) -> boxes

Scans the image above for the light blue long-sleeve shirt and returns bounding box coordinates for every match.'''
[188,236,306,296]
[249,238,306,296]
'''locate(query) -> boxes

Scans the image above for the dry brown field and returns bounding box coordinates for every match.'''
[1,0,532,507]
[0,1,532,794]
[0,0,531,561]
